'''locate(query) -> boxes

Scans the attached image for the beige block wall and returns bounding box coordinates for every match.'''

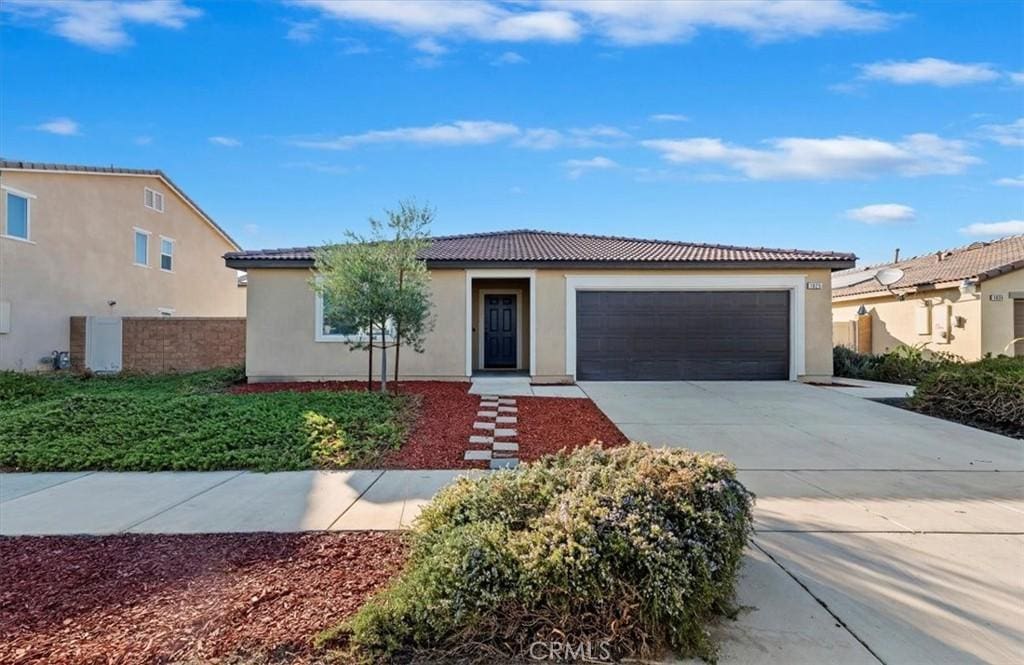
[980,270,1024,357]
[247,266,834,382]
[245,267,466,381]
[832,289,982,360]
[0,170,244,371]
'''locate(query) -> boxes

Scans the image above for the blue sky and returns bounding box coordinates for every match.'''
[2,0,1022,264]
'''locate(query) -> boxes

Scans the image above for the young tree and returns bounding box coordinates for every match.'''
[311,201,435,392]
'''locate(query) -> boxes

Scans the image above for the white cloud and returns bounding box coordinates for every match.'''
[294,0,580,48]
[243,223,261,235]
[294,0,894,48]
[134,135,153,146]
[1009,71,1024,85]
[845,204,916,224]
[413,36,447,55]
[995,175,1024,187]
[209,136,242,147]
[642,133,978,180]
[979,118,1024,147]
[543,0,894,44]
[35,117,79,135]
[292,120,521,150]
[565,155,618,179]
[859,57,999,86]
[960,220,1024,237]
[337,36,371,55]
[650,113,689,122]
[282,161,358,175]
[492,50,527,65]
[3,0,200,50]
[515,124,629,149]
[285,19,317,42]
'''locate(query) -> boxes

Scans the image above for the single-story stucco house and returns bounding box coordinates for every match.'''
[225,230,855,384]
[832,235,1024,360]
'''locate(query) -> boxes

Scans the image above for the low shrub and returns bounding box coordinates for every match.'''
[0,369,413,471]
[330,443,754,663]
[910,357,1024,438]
[833,344,961,385]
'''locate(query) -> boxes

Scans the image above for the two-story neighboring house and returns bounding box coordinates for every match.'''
[0,160,245,371]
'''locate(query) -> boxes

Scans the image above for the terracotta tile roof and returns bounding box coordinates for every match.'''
[224,230,854,267]
[832,235,1024,299]
[0,159,239,250]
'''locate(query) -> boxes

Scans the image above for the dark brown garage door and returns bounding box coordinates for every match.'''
[576,291,790,380]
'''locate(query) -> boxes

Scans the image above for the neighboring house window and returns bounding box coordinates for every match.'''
[144,187,164,212]
[3,189,32,241]
[160,237,174,271]
[134,228,150,266]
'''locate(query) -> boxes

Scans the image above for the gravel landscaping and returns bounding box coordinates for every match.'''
[0,532,406,665]
[237,381,627,469]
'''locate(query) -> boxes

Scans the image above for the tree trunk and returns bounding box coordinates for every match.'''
[380,323,388,393]
[394,267,404,383]
[367,323,374,392]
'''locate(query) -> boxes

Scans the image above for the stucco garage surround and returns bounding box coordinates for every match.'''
[242,267,833,383]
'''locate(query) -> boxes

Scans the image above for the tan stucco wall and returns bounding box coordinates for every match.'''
[0,170,244,371]
[832,288,983,360]
[247,266,834,382]
[980,270,1024,357]
[245,267,467,381]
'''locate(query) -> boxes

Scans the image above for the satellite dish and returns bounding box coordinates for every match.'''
[875,268,905,287]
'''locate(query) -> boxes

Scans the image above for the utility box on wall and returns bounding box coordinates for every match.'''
[915,301,931,336]
[932,304,952,344]
[0,301,10,334]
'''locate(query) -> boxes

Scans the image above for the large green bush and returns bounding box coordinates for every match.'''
[910,357,1024,438]
[330,444,754,663]
[833,344,961,385]
[0,369,411,471]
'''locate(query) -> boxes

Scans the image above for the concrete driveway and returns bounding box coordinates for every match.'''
[579,380,1023,665]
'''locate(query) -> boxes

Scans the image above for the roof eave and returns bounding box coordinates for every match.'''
[225,257,856,270]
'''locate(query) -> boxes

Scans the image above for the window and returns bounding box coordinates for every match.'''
[134,229,150,266]
[4,190,30,240]
[318,291,362,339]
[160,237,174,271]
[314,290,396,342]
[144,187,164,212]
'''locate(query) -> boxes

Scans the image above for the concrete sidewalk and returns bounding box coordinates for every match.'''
[0,469,482,535]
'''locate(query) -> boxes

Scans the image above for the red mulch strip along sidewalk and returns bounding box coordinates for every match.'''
[0,532,406,665]
[232,380,481,469]
[516,396,629,462]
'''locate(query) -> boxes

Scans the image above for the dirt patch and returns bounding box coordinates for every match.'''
[232,381,481,470]
[0,532,406,665]
[516,396,629,462]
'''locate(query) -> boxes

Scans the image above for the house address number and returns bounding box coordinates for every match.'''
[807,281,823,290]
[990,294,1004,301]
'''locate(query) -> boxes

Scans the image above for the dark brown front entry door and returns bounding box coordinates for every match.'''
[484,294,517,368]
[576,290,790,380]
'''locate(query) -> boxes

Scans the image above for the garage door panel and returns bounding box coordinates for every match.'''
[576,290,790,381]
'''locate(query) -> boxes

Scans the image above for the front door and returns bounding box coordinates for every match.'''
[484,294,517,368]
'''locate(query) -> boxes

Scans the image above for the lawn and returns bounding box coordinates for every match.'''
[0,368,415,472]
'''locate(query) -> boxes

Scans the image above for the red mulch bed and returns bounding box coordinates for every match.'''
[231,381,481,469]
[0,532,406,665]
[515,396,629,462]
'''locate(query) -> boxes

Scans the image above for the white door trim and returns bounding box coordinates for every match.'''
[478,289,524,370]
[465,269,536,376]
[564,274,806,381]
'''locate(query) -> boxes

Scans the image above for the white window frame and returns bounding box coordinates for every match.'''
[144,186,165,212]
[563,274,807,381]
[314,288,395,343]
[133,227,151,267]
[1,185,36,243]
[159,236,175,272]
[464,269,537,377]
